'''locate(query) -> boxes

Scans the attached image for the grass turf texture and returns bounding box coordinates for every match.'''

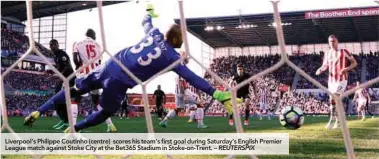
[2,116,378,159]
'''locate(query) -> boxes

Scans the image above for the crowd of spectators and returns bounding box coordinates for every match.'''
[365,52,379,88]
[1,28,54,58]
[6,94,50,117]
[206,54,294,87]
[6,94,99,117]
[4,71,61,90]
[278,92,330,115]
[2,36,378,116]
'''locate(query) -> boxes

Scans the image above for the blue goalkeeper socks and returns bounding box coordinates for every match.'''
[38,90,66,114]
[75,110,112,131]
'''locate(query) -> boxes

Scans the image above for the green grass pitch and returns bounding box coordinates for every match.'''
[2,116,379,159]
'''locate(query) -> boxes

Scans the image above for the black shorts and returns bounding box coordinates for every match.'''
[121,106,128,110]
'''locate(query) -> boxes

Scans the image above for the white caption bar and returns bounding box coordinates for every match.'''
[1,133,289,155]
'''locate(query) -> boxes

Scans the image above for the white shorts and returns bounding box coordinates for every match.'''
[259,102,268,110]
[175,89,199,108]
[358,99,367,107]
[328,80,347,94]
[186,104,197,110]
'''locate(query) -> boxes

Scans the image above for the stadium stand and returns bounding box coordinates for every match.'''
[1,28,54,58]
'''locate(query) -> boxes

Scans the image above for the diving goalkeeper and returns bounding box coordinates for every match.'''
[24,4,241,132]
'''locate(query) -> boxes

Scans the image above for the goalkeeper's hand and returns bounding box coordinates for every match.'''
[212,90,243,114]
[146,3,159,18]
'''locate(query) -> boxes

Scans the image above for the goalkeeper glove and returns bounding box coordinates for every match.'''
[146,3,159,18]
[212,90,242,114]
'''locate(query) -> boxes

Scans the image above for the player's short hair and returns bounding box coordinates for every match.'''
[237,63,243,68]
[166,24,181,41]
[86,29,96,39]
[49,39,58,44]
[328,35,338,40]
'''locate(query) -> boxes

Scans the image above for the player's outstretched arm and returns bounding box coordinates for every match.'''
[141,14,165,47]
[142,3,159,35]
[173,63,216,96]
[142,14,154,35]
[172,63,241,106]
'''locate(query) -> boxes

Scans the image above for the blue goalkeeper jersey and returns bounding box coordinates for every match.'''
[104,14,216,96]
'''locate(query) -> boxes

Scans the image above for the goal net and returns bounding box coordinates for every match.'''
[1,1,378,159]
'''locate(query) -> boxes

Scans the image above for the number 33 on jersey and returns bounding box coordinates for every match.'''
[130,36,162,66]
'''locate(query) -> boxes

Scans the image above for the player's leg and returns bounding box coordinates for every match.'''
[71,78,127,132]
[188,106,196,123]
[125,106,129,119]
[69,96,81,126]
[156,103,162,120]
[360,104,366,121]
[244,98,250,125]
[89,89,116,131]
[159,94,183,127]
[185,90,201,123]
[332,81,348,129]
[95,105,117,132]
[24,71,102,127]
[119,107,125,119]
[52,81,66,128]
[55,78,83,130]
[229,113,234,125]
[365,101,374,118]
[55,79,73,128]
[24,86,89,127]
[326,97,336,129]
[259,102,264,120]
[196,102,208,128]
[54,95,82,130]
[266,104,271,120]
[326,82,337,129]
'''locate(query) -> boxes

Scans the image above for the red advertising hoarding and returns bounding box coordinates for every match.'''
[305,7,379,19]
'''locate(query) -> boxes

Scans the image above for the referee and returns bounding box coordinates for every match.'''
[153,85,166,120]
[49,39,78,130]
[120,94,129,119]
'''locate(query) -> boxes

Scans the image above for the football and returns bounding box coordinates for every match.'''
[279,106,304,129]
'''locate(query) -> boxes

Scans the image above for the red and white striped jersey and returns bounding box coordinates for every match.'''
[175,77,198,95]
[355,88,369,100]
[259,88,268,104]
[72,37,102,76]
[322,49,352,83]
